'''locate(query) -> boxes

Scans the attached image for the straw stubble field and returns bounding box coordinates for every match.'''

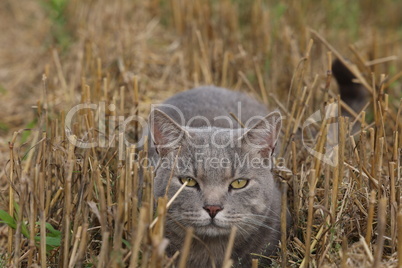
[0,0,402,267]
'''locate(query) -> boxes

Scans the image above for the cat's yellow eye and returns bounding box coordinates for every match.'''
[180,177,198,187]
[230,179,248,189]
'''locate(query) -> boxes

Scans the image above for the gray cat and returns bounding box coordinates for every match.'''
[148,86,285,267]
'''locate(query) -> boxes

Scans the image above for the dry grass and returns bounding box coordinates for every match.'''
[0,0,402,267]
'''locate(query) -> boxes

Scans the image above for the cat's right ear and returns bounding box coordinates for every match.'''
[240,111,282,158]
[149,109,189,155]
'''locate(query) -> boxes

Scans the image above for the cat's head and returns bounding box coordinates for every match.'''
[149,109,282,238]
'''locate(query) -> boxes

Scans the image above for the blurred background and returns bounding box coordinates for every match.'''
[1,0,401,136]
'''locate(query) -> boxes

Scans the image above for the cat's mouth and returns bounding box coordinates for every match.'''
[208,219,223,227]
[193,219,232,237]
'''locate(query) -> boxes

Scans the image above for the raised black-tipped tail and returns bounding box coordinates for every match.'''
[332,59,369,113]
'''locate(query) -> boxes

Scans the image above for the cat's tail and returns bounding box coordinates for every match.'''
[332,58,369,114]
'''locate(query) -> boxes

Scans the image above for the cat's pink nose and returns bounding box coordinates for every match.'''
[203,205,223,218]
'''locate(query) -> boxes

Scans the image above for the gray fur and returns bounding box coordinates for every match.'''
[149,86,284,267]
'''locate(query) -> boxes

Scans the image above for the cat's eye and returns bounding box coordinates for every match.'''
[179,177,198,187]
[230,179,249,189]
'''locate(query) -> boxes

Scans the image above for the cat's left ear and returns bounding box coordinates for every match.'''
[149,109,189,156]
[240,111,282,157]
